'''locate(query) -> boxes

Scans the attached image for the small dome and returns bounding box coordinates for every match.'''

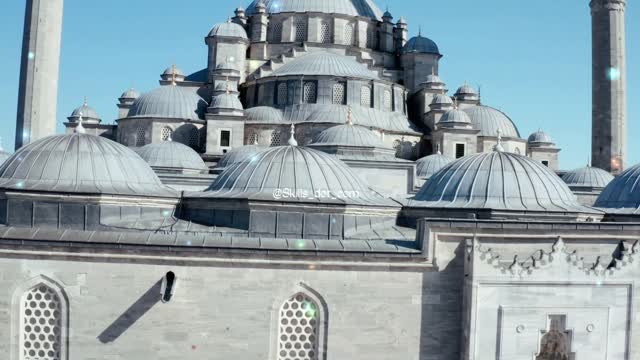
[311,124,387,148]
[128,86,207,121]
[431,94,453,105]
[136,141,209,174]
[595,164,640,209]
[413,151,590,213]
[401,35,440,55]
[246,0,383,20]
[214,144,267,170]
[120,88,140,100]
[528,130,554,144]
[455,83,477,95]
[245,106,285,123]
[270,51,378,80]
[68,102,101,124]
[462,105,520,138]
[208,145,388,205]
[163,66,184,77]
[416,153,453,179]
[424,74,444,84]
[562,166,613,189]
[0,133,175,197]
[208,21,248,39]
[438,108,471,126]
[383,10,393,19]
[397,17,407,25]
[211,93,244,110]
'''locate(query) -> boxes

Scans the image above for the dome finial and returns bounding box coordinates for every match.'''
[453,97,459,110]
[171,64,177,86]
[225,77,231,95]
[436,143,441,155]
[288,123,298,146]
[418,26,422,36]
[493,129,504,152]
[75,112,86,134]
[346,105,354,126]
[83,96,88,107]
[252,136,259,145]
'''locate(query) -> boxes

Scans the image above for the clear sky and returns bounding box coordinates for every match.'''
[0,0,638,170]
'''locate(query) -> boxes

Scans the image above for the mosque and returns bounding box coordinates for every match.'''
[2,0,636,359]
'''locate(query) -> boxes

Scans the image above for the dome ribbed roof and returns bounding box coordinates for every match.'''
[128,86,207,121]
[0,151,11,166]
[311,124,387,148]
[208,21,248,39]
[416,153,453,179]
[401,35,440,55]
[246,106,285,123]
[211,93,244,110]
[214,144,267,170]
[424,74,444,84]
[412,151,590,213]
[68,103,101,123]
[0,134,176,197]
[562,166,613,189]
[528,130,554,144]
[136,141,209,173]
[431,94,453,105]
[439,108,471,126]
[462,105,520,138]
[455,84,477,95]
[207,145,390,205]
[246,0,383,20]
[163,67,184,76]
[595,164,640,210]
[120,88,140,100]
[271,52,378,80]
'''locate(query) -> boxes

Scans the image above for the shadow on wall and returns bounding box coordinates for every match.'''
[97,279,162,343]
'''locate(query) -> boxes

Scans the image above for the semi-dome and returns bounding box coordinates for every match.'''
[208,20,248,39]
[127,85,207,121]
[562,166,613,189]
[68,102,101,123]
[412,151,591,214]
[438,108,471,126]
[270,51,378,80]
[0,133,176,197]
[214,144,267,170]
[245,106,285,123]
[119,88,140,100]
[431,94,453,105]
[594,164,640,210]
[311,124,387,148]
[528,130,554,144]
[208,145,389,205]
[136,141,209,174]
[211,93,244,110]
[416,153,453,180]
[462,105,520,138]
[401,35,440,55]
[246,0,383,20]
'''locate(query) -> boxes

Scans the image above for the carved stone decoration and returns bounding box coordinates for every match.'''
[536,315,575,360]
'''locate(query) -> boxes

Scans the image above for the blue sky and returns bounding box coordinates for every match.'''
[0,0,637,169]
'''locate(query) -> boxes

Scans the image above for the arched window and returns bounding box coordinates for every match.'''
[366,28,376,48]
[360,85,372,107]
[161,127,173,142]
[269,22,283,43]
[344,23,356,46]
[320,22,332,43]
[270,131,282,147]
[188,127,200,149]
[332,82,346,105]
[277,293,321,360]
[277,83,288,106]
[20,282,67,360]
[294,19,307,42]
[135,127,146,147]
[383,89,392,112]
[303,82,317,104]
[248,133,259,145]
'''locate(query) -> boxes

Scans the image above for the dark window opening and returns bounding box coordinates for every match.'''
[455,144,465,159]
[542,160,549,167]
[220,130,231,147]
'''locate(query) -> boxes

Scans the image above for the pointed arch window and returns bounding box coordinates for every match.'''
[161,127,173,142]
[277,293,322,360]
[135,127,146,147]
[303,82,317,104]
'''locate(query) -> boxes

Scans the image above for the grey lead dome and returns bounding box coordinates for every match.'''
[0,133,176,197]
[595,163,640,210]
[136,141,209,174]
[402,35,440,55]
[562,166,613,189]
[311,124,387,148]
[246,0,383,20]
[208,21,248,39]
[128,86,208,121]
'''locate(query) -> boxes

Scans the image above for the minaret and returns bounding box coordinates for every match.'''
[590,0,627,173]
[15,0,64,150]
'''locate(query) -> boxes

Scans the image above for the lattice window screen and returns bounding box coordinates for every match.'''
[383,90,392,112]
[294,20,307,42]
[271,131,282,146]
[360,86,372,107]
[320,22,331,43]
[270,22,283,42]
[188,128,200,148]
[344,23,355,46]
[277,293,320,360]
[332,82,346,105]
[135,128,146,147]
[277,83,288,105]
[21,285,63,360]
[303,82,317,104]
[161,127,173,141]
[248,133,259,145]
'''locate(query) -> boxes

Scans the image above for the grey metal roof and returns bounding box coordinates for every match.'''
[245,0,383,20]
[208,20,248,39]
[431,94,453,105]
[270,51,379,80]
[462,105,520,138]
[595,164,640,210]
[311,124,388,148]
[562,166,613,189]
[528,130,554,144]
[410,151,593,213]
[416,153,453,179]
[127,85,207,121]
[455,83,477,95]
[68,103,101,123]
[119,88,140,100]
[163,66,184,76]
[401,35,440,55]
[136,141,209,173]
[438,108,471,126]
[211,93,244,110]
[424,74,444,85]
[245,106,285,124]
[214,144,268,170]
[0,133,177,197]
[185,68,208,83]
[204,145,394,205]
[0,151,11,166]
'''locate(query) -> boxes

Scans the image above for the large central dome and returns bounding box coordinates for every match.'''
[246,0,383,20]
